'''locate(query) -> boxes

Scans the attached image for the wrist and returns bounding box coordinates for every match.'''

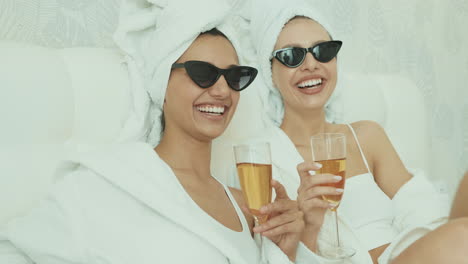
[301,225,321,252]
[287,250,297,262]
[282,242,299,262]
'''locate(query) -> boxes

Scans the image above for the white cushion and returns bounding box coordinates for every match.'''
[340,73,428,170]
[376,74,427,171]
[339,73,387,126]
[59,48,130,145]
[0,41,129,227]
[0,41,74,144]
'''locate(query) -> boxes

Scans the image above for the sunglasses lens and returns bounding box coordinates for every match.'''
[313,41,342,63]
[186,61,218,88]
[277,48,306,67]
[226,67,257,91]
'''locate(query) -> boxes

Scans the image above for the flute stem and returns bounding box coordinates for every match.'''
[334,210,340,247]
[255,218,268,263]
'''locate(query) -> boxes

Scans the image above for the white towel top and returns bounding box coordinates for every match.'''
[113,0,252,146]
[249,0,344,126]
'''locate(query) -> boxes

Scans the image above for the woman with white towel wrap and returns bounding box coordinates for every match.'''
[234,0,468,263]
[0,0,317,263]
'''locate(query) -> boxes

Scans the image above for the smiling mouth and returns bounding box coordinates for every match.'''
[297,78,323,89]
[195,105,226,116]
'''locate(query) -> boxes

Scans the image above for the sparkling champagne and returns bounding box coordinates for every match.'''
[236,162,272,223]
[317,158,346,209]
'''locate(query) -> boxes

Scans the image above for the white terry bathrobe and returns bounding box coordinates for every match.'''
[0,142,296,264]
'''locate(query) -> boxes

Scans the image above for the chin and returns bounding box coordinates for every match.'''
[303,94,332,108]
[196,127,226,142]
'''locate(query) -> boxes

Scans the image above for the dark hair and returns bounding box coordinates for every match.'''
[200,28,228,38]
[161,110,165,137]
[160,28,227,137]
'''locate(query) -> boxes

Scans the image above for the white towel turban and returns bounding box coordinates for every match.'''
[113,0,252,147]
[249,0,344,127]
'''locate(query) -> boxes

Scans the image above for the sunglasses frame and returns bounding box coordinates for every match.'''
[171,60,258,91]
[271,40,343,68]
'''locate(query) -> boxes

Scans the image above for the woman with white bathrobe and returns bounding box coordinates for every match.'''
[0,0,320,263]
[231,0,468,263]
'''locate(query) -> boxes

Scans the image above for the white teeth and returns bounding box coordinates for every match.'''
[298,78,322,88]
[196,105,225,115]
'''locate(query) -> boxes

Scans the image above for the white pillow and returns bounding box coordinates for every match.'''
[340,73,387,126]
[0,42,131,226]
[59,48,130,145]
[0,41,74,144]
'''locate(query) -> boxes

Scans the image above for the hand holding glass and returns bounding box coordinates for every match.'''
[233,142,272,224]
[310,133,355,260]
[233,142,272,263]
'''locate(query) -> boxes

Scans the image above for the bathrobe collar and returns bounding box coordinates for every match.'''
[266,125,304,187]
[68,142,250,264]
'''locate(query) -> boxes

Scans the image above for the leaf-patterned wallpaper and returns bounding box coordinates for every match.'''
[0,0,466,193]
[0,0,119,47]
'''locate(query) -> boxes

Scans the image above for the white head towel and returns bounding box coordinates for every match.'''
[113,0,251,147]
[250,0,344,126]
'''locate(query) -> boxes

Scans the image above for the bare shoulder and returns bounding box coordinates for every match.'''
[350,120,411,197]
[350,120,386,138]
[349,120,389,152]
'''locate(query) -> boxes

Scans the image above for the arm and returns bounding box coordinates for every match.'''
[354,121,442,263]
[450,171,468,219]
[354,122,450,263]
[357,121,449,224]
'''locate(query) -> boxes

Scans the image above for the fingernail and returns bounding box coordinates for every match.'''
[308,170,315,176]
[314,162,323,168]
[333,176,342,182]
[329,203,337,209]
[336,188,344,193]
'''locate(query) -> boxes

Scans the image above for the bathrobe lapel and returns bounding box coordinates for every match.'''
[76,142,249,264]
[266,126,304,196]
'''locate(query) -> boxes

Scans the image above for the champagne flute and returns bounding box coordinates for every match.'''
[310,133,355,260]
[233,142,272,263]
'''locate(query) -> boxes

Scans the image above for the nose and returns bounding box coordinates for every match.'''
[208,75,231,98]
[300,51,319,71]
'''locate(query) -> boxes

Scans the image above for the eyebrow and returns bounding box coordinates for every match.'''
[279,39,329,49]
